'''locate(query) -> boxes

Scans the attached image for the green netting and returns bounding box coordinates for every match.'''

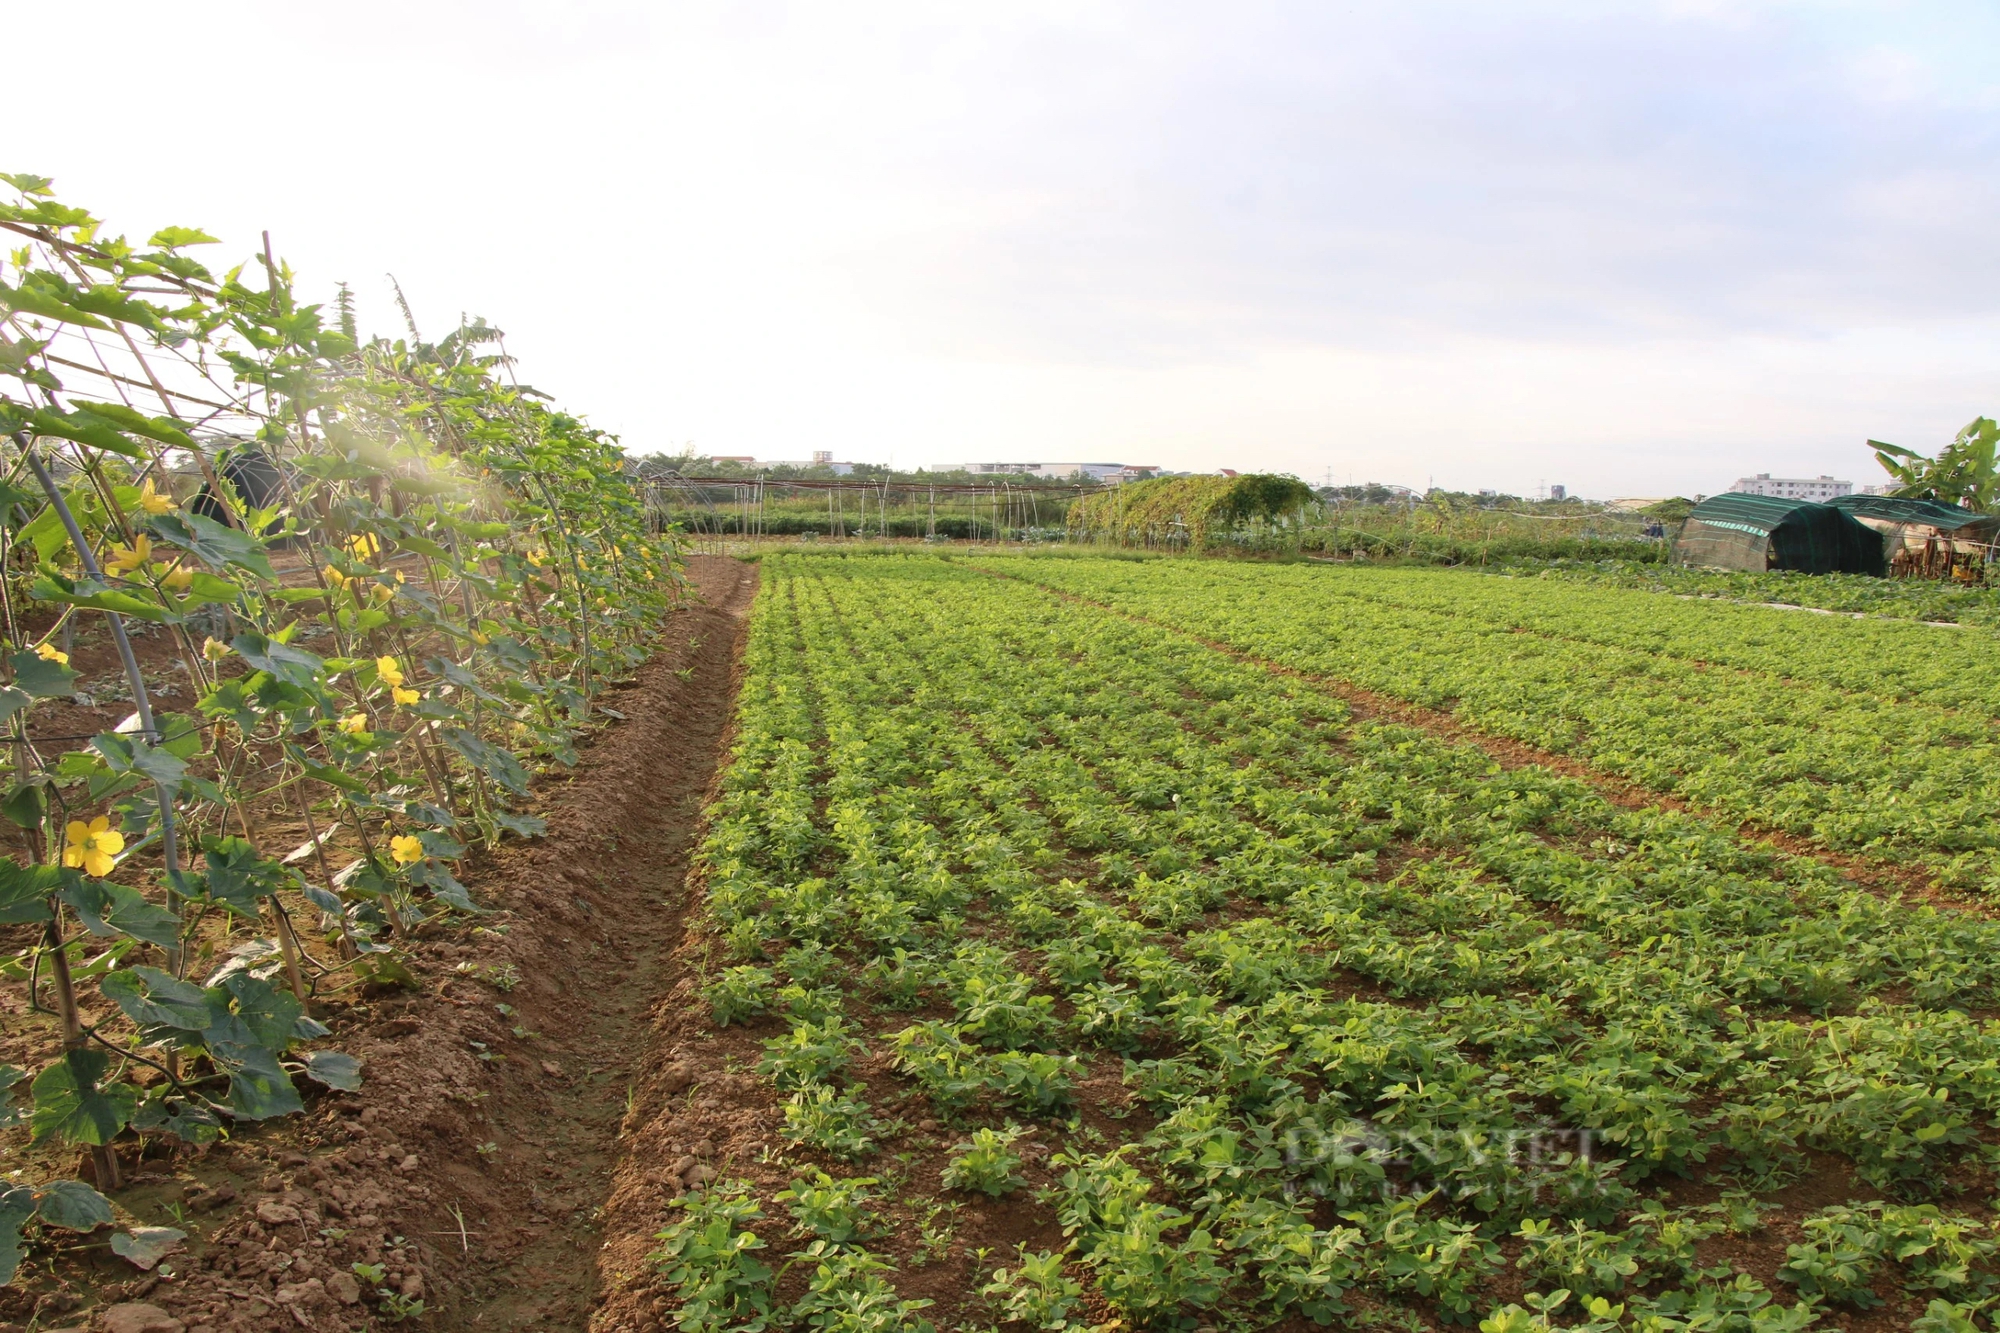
[1673,493,1886,575]
[1829,494,2000,535]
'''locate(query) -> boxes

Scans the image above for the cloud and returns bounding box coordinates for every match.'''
[8,0,2000,494]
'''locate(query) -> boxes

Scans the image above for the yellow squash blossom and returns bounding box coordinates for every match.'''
[35,641,68,667]
[388,833,424,865]
[375,656,404,687]
[201,636,230,662]
[525,549,547,568]
[346,533,380,561]
[337,713,369,735]
[369,582,395,603]
[63,816,124,878]
[323,567,349,590]
[105,534,152,575]
[161,565,194,593]
[392,686,420,706]
[137,479,174,515]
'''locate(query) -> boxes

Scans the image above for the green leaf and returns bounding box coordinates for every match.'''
[16,503,67,563]
[406,857,482,912]
[194,836,281,915]
[221,973,304,1052]
[148,226,219,250]
[426,656,503,703]
[197,678,261,732]
[131,1091,223,1145]
[0,1065,24,1129]
[28,572,174,622]
[61,878,183,949]
[101,966,211,1032]
[0,860,59,925]
[441,727,531,796]
[28,407,146,458]
[66,401,196,451]
[301,1051,363,1092]
[284,748,370,794]
[491,810,547,838]
[0,778,47,831]
[170,571,243,611]
[9,648,76,698]
[110,1225,187,1270]
[0,1186,32,1285]
[0,279,109,330]
[203,1027,303,1120]
[32,1179,114,1230]
[29,1048,137,1147]
[0,684,32,725]
[91,731,187,796]
[231,631,323,689]
[145,511,276,580]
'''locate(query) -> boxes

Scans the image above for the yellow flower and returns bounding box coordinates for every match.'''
[369,582,395,603]
[324,567,349,590]
[337,713,369,735]
[470,630,489,646]
[388,834,424,865]
[375,656,404,687]
[525,549,547,568]
[392,685,420,706]
[346,533,380,561]
[201,636,230,662]
[137,479,174,515]
[34,641,68,667]
[160,565,194,593]
[62,816,124,878]
[105,534,152,575]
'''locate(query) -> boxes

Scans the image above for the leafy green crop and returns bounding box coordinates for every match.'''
[657,553,2000,1327]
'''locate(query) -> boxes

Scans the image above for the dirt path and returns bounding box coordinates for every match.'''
[414,554,757,1330]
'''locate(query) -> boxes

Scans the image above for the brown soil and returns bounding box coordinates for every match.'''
[1,555,756,1333]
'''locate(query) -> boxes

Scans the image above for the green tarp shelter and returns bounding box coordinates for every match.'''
[1829,494,2000,578]
[1674,492,1886,575]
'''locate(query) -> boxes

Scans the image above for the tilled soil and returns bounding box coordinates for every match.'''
[2,555,756,1333]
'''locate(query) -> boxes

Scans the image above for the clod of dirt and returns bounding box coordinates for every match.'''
[97,1305,182,1333]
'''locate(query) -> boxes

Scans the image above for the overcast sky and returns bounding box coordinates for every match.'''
[15,2,2000,497]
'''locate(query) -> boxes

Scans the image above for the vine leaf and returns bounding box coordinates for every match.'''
[110,1226,186,1271]
[60,878,182,948]
[0,1065,23,1129]
[0,1187,32,1286]
[145,511,276,579]
[441,727,531,795]
[8,647,75,698]
[203,1030,303,1120]
[29,1049,138,1147]
[0,860,60,925]
[101,966,211,1032]
[231,631,324,688]
[301,1051,363,1092]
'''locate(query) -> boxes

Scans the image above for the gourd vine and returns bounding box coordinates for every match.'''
[0,172,681,1274]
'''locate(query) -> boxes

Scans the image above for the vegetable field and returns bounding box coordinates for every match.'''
[653,552,2000,1332]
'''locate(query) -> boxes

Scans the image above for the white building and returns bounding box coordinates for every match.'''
[1729,473,1852,501]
